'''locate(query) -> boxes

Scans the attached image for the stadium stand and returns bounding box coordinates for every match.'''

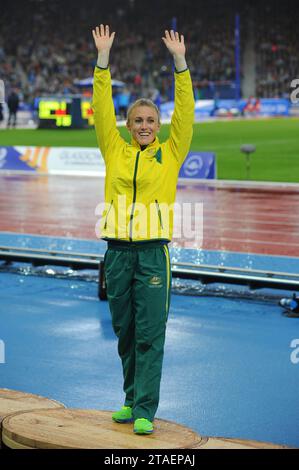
[0,0,298,106]
[255,0,299,99]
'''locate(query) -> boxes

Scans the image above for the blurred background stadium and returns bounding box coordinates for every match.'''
[1,0,299,450]
[0,0,299,181]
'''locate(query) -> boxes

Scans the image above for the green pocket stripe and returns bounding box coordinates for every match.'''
[163,245,171,319]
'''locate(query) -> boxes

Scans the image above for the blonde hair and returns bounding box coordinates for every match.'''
[126,99,161,125]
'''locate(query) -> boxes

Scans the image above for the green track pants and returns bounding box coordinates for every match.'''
[104,240,172,422]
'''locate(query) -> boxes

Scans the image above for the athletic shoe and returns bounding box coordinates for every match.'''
[133,418,154,434]
[112,406,133,423]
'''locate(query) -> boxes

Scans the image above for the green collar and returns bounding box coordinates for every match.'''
[131,136,160,150]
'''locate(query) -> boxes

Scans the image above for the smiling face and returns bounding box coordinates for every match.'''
[126,105,160,146]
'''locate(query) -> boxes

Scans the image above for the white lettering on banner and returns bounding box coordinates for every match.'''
[59,150,101,165]
[290,79,299,104]
[290,339,299,364]
[49,147,105,174]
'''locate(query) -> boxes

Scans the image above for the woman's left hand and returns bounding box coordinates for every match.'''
[162,30,186,57]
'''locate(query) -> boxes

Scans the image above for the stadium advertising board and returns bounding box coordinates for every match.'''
[0,147,216,180]
[179,152,216,180]
[161,98,291,120]
[0,147,105,176]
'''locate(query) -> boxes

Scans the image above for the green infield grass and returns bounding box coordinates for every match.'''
[1,117,299,182]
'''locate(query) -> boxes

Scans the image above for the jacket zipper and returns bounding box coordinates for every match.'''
[129,151,140,241]
[155,199,164,230]
[104,199,113,229]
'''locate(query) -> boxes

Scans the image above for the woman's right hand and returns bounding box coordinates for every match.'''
[92,24,115,52]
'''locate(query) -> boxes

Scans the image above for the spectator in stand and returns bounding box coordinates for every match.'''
[243,96,261,117]
[0,103,3,126]
[7,88,19,128]
[118,87,130,119]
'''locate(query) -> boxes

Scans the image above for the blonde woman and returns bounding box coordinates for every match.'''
[92,24,194,435]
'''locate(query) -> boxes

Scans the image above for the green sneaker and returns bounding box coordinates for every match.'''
[133,418,154,434]
[112,406,133,423]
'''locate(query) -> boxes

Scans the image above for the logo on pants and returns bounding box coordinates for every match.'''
[149,276,163,288]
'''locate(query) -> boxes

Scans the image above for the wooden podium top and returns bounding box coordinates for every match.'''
[0,388,65,424]
[2,408,203,449]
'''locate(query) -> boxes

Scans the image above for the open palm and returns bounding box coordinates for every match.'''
[92,24,115,52]
[162,30,186,56]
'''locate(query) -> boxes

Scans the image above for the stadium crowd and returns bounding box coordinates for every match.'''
[0,0,237,107]
[255,1,299,99]
[0,0,298,110]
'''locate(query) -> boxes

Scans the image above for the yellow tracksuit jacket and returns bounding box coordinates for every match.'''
[92,66,194,242]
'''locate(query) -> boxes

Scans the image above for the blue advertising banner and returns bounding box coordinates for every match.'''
[0,147,36,172]
[161,98,291,120]
[259,98,290,116]
[1,146,216,180]
[179,152,216,180]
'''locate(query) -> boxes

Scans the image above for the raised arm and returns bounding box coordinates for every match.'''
[92,24,115,68]
[162,30,194,166]
[91,25,125,162]
[162,29,187,73]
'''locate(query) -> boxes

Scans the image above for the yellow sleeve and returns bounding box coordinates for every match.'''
[91,67,125,162]
[167,69,195,167]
